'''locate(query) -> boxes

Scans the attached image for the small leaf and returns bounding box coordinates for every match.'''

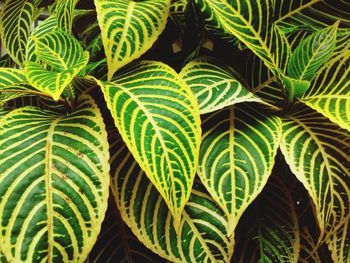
[55,0,79,32]
[96,61,201,229]
[327,216,350,263]
[180,58,264,114]
[280,103,350,237]
[0,95,110,262]
[198,103,281,236]
[281,73,310,100]
[0,0,36,66]
[94,0,171,80]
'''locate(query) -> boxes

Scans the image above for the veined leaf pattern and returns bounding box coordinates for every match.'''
[280,103,350,237]
[56,0,79,32]
[195,0,290,73]
[0,95,110,262]
[110,138,233,262]
[94,0,171,80]
[198,103,281,236]
[97,61,201,228]
[180,58,263,114]
[301,49,350,132]
[0,0,36,66]
[327,216,350,263]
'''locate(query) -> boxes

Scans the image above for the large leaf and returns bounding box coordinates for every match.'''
[94,0,171,80]
[232,174,300,262]
[280,103,350,238]
[87,199,163,262]
[327,216,350,263]
[0,0,36,66]
[96,61,201,229]
[0,95,110,262]
[198,103,281,236]
[195,0,290,74]
[287,22,338,81]
[180,58,263,114]
[301,49,350,132]
[110,137,233,262]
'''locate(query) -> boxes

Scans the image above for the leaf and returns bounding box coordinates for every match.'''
[96,61,201,228]
[180,58,263,114]
[281,74,310,101]
[55,0,79,32]
[0,55,15,68]
[94,0,171,80]
[301,50,350,132]
[327,216,350,263]
[198,103,281,236]
[0,250,7,263]
[232,174,300,263]
[0,95,110,262]
[195,0,290,74]
[110,137,233,262]
[0,0,36,66]
[87,199,163,262]
[280,103,350,237]
[287,22,338,81]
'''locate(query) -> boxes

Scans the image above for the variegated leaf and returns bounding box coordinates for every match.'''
[198,103,281,236]
[96,61,201,228]
[110,137,233,262]
[327,216,350,263]
[55,0,79,32]
[0,0,36,66]
[301,49,350,132]
[280,103,350,237]
[94,0,171,80]
[180,58,263,114]
[0,95,110,262]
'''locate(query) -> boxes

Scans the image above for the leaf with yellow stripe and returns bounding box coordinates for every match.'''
[198,103,281,236]
[195,0,290,74]
[94,0,171,80]
[326,216,350,263]
[110,137,233,262]
[280,103,350,238]
[301,49,350,132]
[180,58,264,114]
[0,95,110,262]
[55,0,79,32]
[0,0,36,66]
[96,61,201,229]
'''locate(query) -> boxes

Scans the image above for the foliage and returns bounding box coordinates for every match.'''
[0,0,349,262]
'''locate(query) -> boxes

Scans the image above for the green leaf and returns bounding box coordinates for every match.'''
[0,55,15,68]
[281,74,310,101]
[0,95,110,262]
[110,137,233,262]
[232,175,300,262]
[96,61,201,229]
[55,0,79,32]
[87,199,163,262]
[94,0,171,80]
[180,58,264,114]
[287,22,338,81]
[198,103,281,236]
[195,0,290,74]
[327,216,350,263]
[0,0,36,66]
[280,103,350,237]
[301,50,350,132]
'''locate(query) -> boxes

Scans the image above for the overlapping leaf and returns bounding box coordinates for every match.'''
[195,0,290,74]
[232,175,300,262]
[96,61,201,228]
[55,0,79,32]
[94,0,171,80]
[327,216,350,263]
[198,103,281,236]
[280,103,350,237]
[180,58,263,114]
[0,0,36,66]
[110,137,233,262]
[0,95,110,262]
[301,49,350,132]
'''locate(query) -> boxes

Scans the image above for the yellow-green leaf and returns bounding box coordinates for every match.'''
[110,137,233,262]
[94,0,171,80]
[96,61,201,229]
[198,103,281,236]
[0,95,110,262]
[180,58,264,114]
[301,49,350,132]
[56,0,79,32]
[327,216,350,263]
[280,103,350,237]
[0,0,36,66]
